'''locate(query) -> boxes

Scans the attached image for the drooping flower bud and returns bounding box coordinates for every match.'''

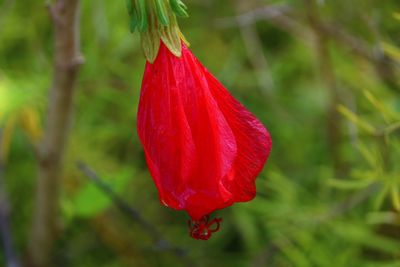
[128,0,272,240]
[137,41,272,239]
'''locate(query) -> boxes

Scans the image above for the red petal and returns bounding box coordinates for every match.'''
[137,41,272,220]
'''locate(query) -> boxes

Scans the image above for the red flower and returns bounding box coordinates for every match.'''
[137,41,272,239]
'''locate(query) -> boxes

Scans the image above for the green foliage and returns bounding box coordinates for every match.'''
[0,0,400,267]
[63,169,132,219]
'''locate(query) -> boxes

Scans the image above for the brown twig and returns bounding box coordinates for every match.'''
[76,161,195,267]
[27,1,83,266]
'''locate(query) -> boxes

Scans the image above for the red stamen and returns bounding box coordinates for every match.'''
[188,215,222,240]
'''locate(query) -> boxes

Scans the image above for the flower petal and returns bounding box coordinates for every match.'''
[137,41,272,220]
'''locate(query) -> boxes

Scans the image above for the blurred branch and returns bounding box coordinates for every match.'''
[76,161,195,267]
[215,4,308,40]
[0,129,22,267]
[216,4,400,93]
[317,23,399,93]
[27,1,83,266]
[234,0,275,95]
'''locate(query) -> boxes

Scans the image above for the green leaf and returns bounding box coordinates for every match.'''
[357,142,377,168]
[382,42,400,62]
[338,105,376,134]
[363,90,397,123]
[327,178,373,190]
[367,211,400,224]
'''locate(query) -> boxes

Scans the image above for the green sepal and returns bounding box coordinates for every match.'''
[169,0,188,17]
[137,0,148,31]
[141,32,161,63]
[129,11,138,33]
[160,13,182,58]
[141,4,161,63]
[155,0,169,26]
[126,0,133,15]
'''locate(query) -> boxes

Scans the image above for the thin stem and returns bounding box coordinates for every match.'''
[76,161,196,267]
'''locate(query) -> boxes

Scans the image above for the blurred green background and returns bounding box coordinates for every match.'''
[1,0,400,266]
